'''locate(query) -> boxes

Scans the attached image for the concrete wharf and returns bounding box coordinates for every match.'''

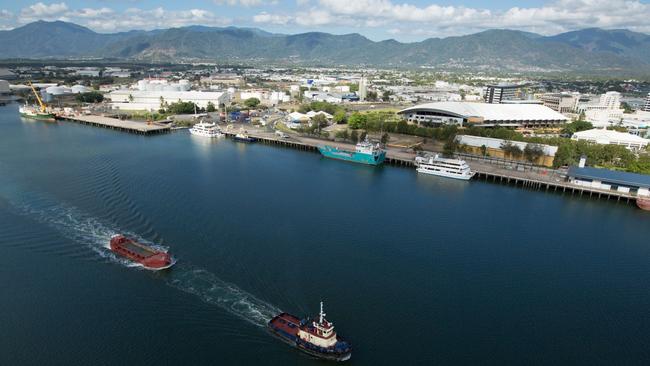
[57,114,170,135]
[224,128,638,205]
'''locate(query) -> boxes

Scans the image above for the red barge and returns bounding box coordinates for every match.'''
[268,302,352,362]
[109,234,174,270]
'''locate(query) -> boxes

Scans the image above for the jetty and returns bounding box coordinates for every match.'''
[223,126,639,205]
[57,114,170,135]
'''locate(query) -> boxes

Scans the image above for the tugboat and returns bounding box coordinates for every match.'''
[233,128,257,143]
[268,302,352,361]
[637,196,650,211]
[318,137,385,166]
[109,234,174,270]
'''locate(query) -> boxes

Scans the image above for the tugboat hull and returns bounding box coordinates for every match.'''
[233,136,256,142]
[268,313,352,362]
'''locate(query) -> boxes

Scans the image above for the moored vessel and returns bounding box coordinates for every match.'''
[637,196,650,211]
[189,120,224,138]
[19,105,56,121]
[233,129,256,142]
[268,302,351,361]
[19,82,55,121]
[415,153,475,180]
[318,137,385,166]
[109,234,174,270]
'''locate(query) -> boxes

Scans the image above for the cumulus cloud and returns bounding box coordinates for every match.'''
[253,0,650,37]
[253,12,292,25]
[10,3,231,31]
[0,9,13,20]
[3,0,650,39]
[213,0,275,6]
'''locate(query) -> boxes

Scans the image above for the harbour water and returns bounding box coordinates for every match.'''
[1,103,650,365]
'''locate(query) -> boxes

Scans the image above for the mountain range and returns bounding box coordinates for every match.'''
[2,21,650,73]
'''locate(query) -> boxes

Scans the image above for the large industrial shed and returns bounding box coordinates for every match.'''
[398,102,568,128]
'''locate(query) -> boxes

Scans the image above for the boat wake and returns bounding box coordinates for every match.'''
[0,180,280,327]
[167,265,282,327]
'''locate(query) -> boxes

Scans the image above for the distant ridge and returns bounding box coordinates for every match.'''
[1,21,649,73]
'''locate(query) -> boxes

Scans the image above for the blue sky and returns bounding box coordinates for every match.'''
[1,1,649,41]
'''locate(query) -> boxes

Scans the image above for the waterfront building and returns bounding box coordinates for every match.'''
[571,128,649,151]
[578,91,624,127]
[567,166,650,196]
[455,135,558,167]
[483,83,522,104]
[108,90,230,112]
[398,102,568,128]
[540,93,578,114]
[599,91,621,110]
[644,93,650,112]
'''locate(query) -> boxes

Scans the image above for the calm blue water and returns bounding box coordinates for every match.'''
[1,103,650,365]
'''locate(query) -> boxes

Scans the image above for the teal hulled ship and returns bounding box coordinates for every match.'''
[318,138,386,166]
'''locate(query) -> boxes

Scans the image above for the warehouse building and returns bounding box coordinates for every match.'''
[398,102,568,128]
[571,128,649,151]
[567,165,650,197]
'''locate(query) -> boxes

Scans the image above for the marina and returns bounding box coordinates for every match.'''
[222,127,642,205]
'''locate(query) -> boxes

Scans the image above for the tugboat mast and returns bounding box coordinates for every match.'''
[319,301,325,324]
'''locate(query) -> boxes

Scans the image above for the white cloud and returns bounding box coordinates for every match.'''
[4,0,650,40]
[253,12,292,25]
[0,9,13,20]
[213,0,274,6]
[20,2,68,21]
[11,3,231,31]
[253,0,650,37]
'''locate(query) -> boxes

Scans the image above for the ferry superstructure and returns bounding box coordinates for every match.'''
[189,120,223,138]
[318,137,385,166]
[415,154,475,180]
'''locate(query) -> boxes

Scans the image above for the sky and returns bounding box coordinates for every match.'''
[0,0,649,42]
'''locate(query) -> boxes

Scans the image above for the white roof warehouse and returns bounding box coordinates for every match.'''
[398,102,568,128]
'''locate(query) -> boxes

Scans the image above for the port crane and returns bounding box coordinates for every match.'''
[28,82,48,113]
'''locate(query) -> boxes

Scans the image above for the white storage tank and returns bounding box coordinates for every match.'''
[179,79,191,91]
[71,85,89,94]
[46,86,67,95]
[0,80,10,93]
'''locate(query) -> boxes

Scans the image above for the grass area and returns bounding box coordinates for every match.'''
[274,121,294,134]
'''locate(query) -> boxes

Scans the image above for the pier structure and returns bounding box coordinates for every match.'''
[57,114,170,135]
[223,128,638,205]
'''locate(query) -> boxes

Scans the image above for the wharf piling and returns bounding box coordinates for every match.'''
[57,114,170,135]
[223,129,636,205]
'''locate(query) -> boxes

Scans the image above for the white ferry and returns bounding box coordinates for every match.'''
[189,120,223,138]
[414,154,475,180]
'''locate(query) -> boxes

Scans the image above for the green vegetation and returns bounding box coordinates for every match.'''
[500,141,523,159]
[524,144,545,163]
[243,97,261,109]
[298,101,343,116]
[75,91,104,103]
[561,120,593,135]
[206,101,217,112]
[161,100,202,115]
